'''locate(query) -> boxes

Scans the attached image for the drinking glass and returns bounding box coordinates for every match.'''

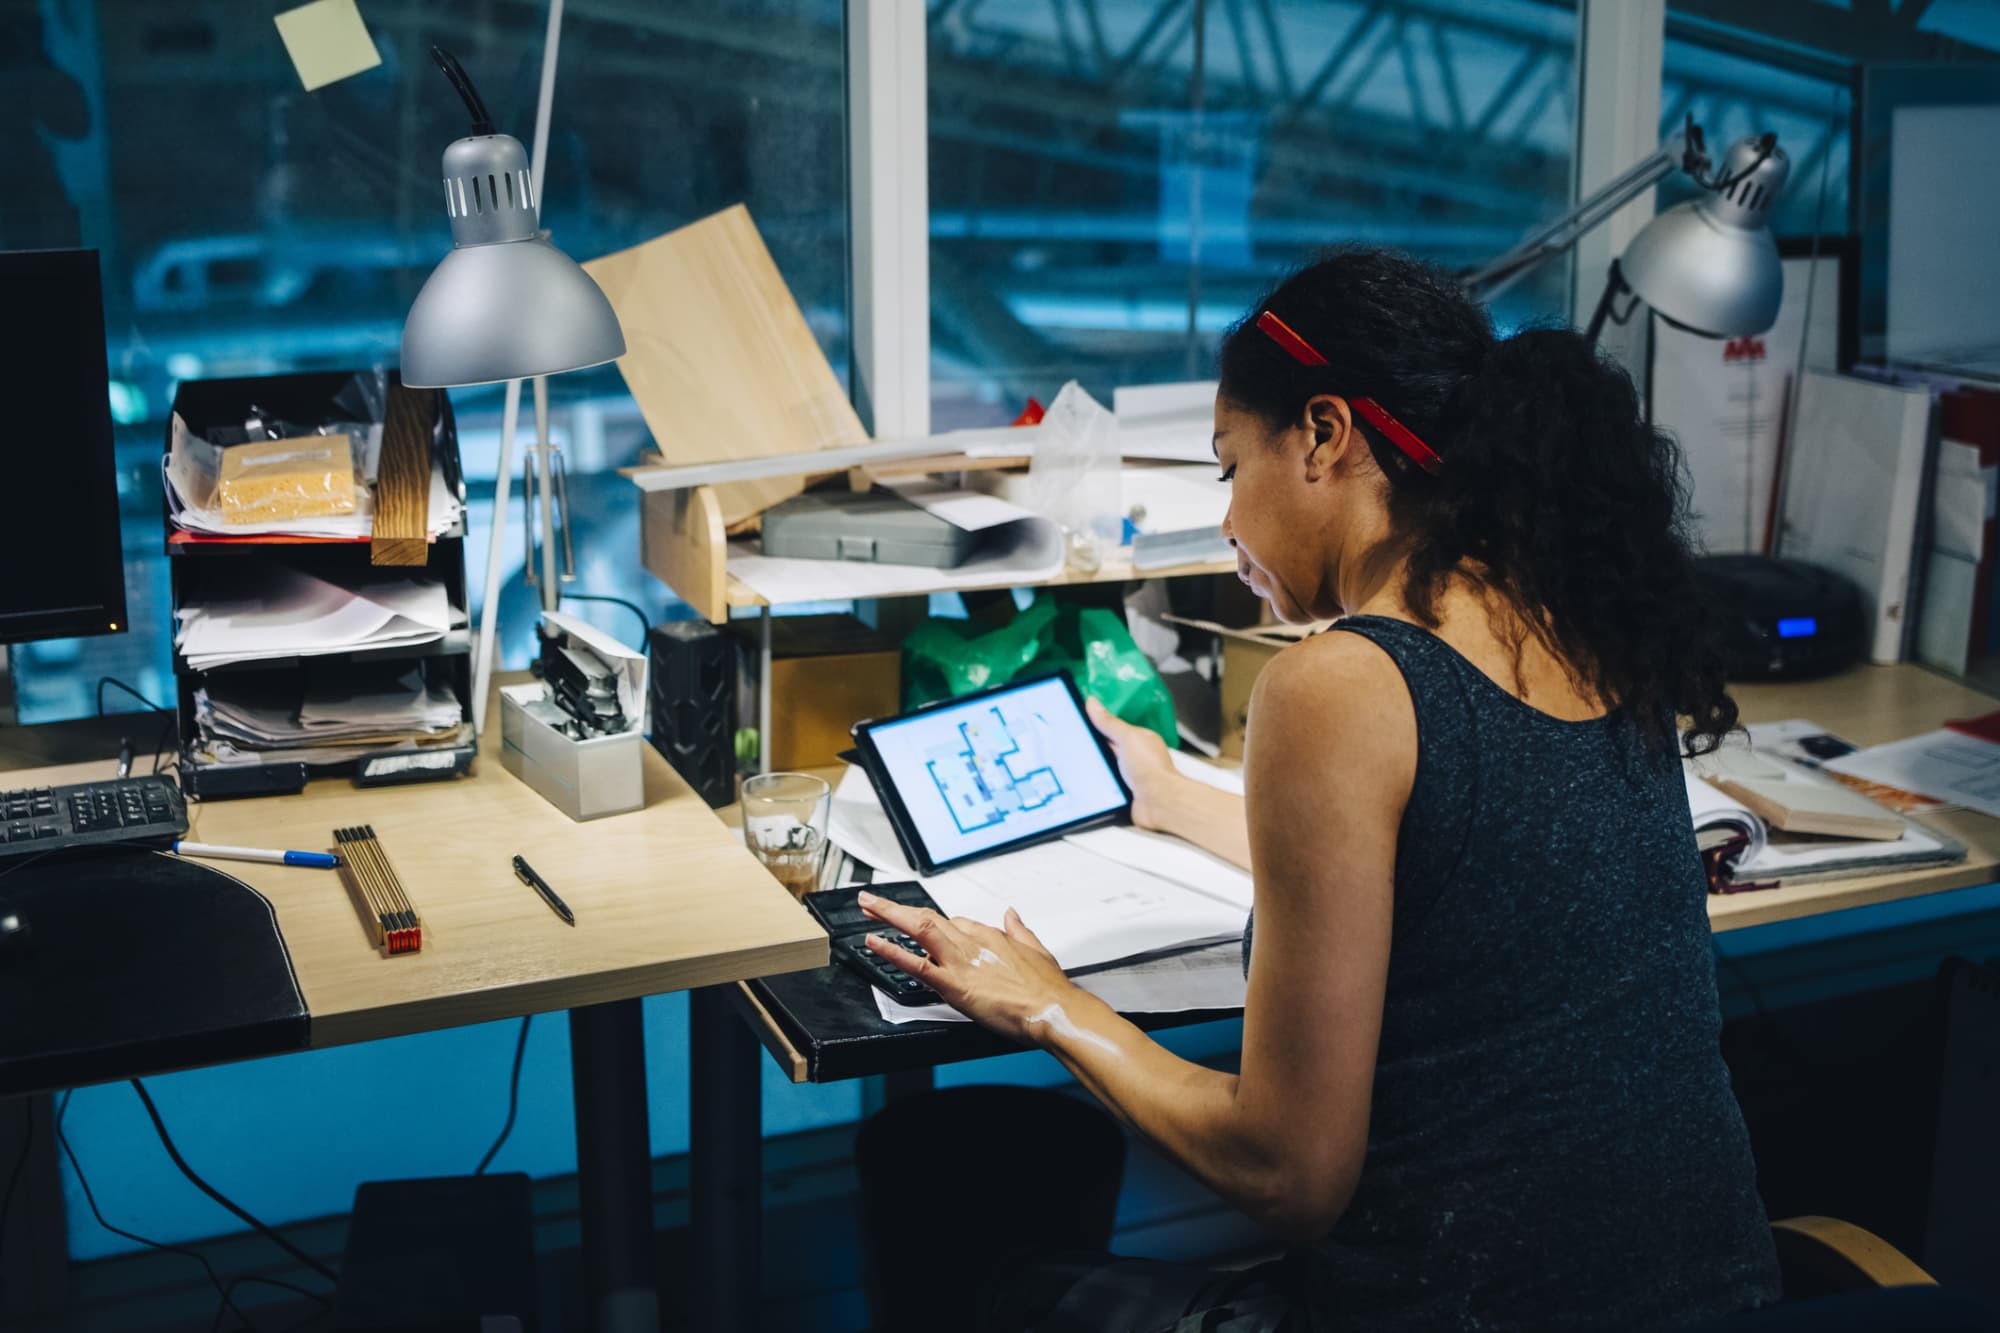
[742,772,832,899]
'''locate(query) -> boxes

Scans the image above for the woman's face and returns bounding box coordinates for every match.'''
[1215,395,1330,624]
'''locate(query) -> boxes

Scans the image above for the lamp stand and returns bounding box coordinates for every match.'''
[1584,260,1632,345]
[470,377,523,735]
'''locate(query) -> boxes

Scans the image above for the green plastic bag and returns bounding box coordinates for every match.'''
[902,592,1179,748]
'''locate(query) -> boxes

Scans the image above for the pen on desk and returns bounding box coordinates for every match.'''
[512,854,575,926]
[175,841,340,870]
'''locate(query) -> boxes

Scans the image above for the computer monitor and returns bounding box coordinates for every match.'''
[0,249,127,644]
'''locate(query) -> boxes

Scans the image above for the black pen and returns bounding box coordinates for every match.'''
[512,854,575,926]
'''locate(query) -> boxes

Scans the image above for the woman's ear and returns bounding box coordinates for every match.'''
[1300,394,1355,481]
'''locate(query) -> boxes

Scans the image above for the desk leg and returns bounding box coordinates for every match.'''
[861,1066,935,1119]
[690,984,761,1331]
[568,999,658,1333]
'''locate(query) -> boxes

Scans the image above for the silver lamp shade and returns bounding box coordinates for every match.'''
[400,133,624,389]
[1620,135,1791,339]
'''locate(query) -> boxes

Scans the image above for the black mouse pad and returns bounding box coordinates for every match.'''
[0,849,307,1095]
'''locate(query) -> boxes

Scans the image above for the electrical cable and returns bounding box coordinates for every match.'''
[96,675,167,718]
[54,1092,255,1329]
[1769,85,1843,556]
[154,708,179,776]
[94,675,180,776]
[475,1016,534,1176]
[430,45,495,136]
[555,591,650,647]
[0,1099,35,1305]
[208,1274,334,1333]
[127,1080,339,1285]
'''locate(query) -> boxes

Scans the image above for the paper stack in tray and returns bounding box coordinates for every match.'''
[829,750,1254,1025]
[194,665,469,768]
[176,566,458,671]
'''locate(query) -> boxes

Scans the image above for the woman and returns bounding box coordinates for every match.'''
[858,247,1781,1331]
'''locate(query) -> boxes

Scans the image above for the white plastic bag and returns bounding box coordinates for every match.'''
[1028,381,1124,570]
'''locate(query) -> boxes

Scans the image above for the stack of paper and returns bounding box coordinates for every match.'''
[195,666,469,767]
[176,567,458,671]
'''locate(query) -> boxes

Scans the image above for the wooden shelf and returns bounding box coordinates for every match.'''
[640,482,1236,621]
[722,549,1239,609]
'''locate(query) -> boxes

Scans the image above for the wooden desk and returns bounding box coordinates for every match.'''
[1,720,823,1055]
[737,662,2000,1089]
[1713,664,2000,930]
[1,713,823,1333]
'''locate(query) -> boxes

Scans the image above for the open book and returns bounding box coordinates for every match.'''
[1685,765,1964,889]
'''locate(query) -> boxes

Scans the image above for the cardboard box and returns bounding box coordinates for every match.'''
[499,683,644,821]
[733,614,900,770]
[1163,615,1327,759]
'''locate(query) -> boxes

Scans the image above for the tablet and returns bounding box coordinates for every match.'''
[851,671,1133,875]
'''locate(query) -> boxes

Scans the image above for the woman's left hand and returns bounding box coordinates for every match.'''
[857,891,1075,1046]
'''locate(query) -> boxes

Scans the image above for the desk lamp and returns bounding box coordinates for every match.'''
[1462,118,1791,343]
[400,33,623,734]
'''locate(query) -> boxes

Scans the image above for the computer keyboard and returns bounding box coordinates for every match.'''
[0,775,188,859]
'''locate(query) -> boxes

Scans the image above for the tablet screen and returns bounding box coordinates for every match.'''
[862,674,1130,867]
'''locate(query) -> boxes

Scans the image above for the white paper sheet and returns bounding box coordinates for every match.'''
[1114,381,1218,462]
[827,764,1247,973]
[541,608,649,728]
[1777,372,1936,664]
[884,480,1042,532]
[1121,465,1231,533]
[176,567,455,670]
[1064,825,1252,912]
[1655,255,1840,553]
[1824,730,2000,819]
[873,939,1248,1025]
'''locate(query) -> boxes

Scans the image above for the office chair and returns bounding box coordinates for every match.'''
[1696,1215,1998,1331]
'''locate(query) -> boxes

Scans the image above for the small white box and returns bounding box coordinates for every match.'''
[500,683,643,821]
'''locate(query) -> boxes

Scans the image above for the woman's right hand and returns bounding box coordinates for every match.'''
[1085,696,1185,832]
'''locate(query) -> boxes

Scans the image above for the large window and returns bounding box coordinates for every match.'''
[3,0,848,721]
[928,0,1581,427]
[5,0,851,1261]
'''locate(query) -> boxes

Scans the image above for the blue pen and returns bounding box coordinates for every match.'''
[174,841,340,870]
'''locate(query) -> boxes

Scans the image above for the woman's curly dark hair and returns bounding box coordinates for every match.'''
[1217,245,1736,757]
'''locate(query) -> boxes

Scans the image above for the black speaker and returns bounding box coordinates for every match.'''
[647,619,738,808]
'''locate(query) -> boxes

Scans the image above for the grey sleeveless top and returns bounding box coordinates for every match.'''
[1244,616,1780,1331]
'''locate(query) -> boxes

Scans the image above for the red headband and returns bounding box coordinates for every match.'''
[1253,310,1444,476]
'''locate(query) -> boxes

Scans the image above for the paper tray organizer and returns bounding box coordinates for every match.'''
[164,371,475,800]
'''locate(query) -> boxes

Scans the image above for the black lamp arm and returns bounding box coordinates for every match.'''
[430,45,496,137]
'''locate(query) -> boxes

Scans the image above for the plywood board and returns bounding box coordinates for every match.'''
[585,205,866,525]
[370,378,434,566]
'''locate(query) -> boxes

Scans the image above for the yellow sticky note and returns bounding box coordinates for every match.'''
[273,0,382,92]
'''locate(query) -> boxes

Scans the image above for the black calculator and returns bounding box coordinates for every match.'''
[804,881,944,1006]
